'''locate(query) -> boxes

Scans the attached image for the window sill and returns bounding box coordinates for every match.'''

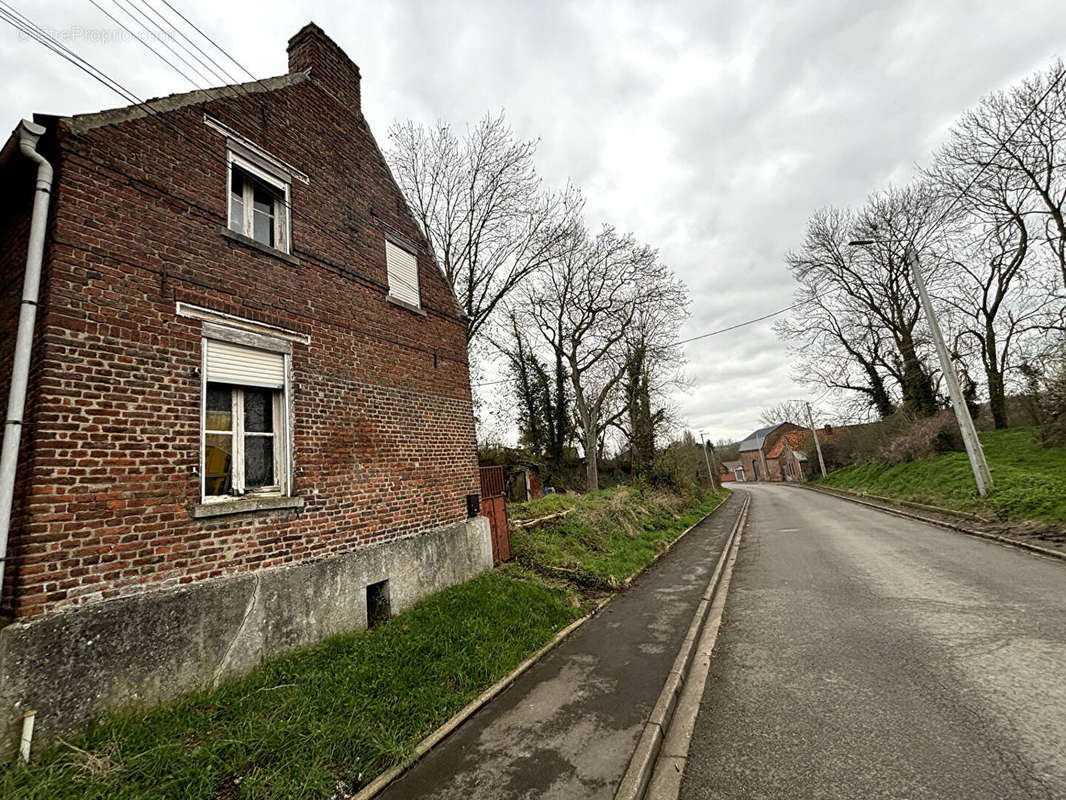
[220,227,301,266]
[387,295,426,317]
[192,495,304,519]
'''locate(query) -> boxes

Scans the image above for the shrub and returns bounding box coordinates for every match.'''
[879,410,963,464]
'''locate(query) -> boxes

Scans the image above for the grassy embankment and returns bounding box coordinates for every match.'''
[2,486,725,800]
[820,426,1066,525]
[510,486,726,589]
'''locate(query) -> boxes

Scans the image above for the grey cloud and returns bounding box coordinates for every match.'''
[4,0,1063,443]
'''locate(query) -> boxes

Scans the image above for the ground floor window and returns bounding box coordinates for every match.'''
[201,334,290,501]
[204,384,283,496]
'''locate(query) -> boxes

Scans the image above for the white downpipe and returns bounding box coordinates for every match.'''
[0,120,52,607]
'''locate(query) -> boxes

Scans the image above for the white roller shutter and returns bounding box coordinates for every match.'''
[205,338,285,388]
[385,239,420,307]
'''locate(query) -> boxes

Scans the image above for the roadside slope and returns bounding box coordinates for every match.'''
[820,427,1066,526]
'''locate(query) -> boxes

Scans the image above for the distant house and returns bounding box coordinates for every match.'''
[719,459,744,483]
[766,430,810,481]
[737,422,808,482]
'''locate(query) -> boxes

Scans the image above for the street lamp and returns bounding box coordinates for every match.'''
[848,239,993,496]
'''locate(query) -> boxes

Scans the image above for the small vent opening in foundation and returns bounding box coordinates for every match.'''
[366,579,391,627]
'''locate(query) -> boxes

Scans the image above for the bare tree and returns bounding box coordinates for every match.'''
[387,112,583,342]
[497,311,572,468]
[775,269,901,421]
[930,153,1065,427]
[758,400,821,428]
[946,61,1066,289]
[526,225,686,491]
[778,188,950,419]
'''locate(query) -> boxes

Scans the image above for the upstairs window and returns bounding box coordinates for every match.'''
[227,153,290,254]
[385,238,421,308]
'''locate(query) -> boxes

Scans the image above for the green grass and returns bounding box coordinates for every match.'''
[820,426,1066,524]
[3,486,724,799]
[507,491,580,521]
[511,487,728,588]
[1,571,582,800]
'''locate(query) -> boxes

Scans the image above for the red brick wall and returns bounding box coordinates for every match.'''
[4,28,479,619]
[739,451,761,481]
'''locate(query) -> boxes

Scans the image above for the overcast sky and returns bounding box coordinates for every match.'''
[3,1,1064,443]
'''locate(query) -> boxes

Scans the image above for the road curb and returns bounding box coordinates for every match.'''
[352,491,736,800]
[614,491,751,800]
[795,484,1066,562]
[645,509,747,799]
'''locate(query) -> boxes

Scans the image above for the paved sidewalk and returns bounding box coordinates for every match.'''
[377,491,746,800]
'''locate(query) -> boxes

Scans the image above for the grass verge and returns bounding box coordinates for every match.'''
[1,571,582,800]
[2,487,723,799]
[511,487,728,589]
[819,426,1066,525]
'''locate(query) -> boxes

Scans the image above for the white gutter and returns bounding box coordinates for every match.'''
[0,120,52,606]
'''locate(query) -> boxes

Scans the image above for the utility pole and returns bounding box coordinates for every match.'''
[699,431,718,492]
[805,401,828,479]
[906,245,993,495]
[848,239,993,496]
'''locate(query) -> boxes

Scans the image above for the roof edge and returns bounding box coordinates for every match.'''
[66,71,309,135]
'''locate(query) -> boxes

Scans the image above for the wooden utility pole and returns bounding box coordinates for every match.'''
[805,401,828,479]
[699,431,718,492]
[907,246,993,496]
[849,238,994,497]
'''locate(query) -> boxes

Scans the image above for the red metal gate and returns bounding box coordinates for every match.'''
[479,466,511,564]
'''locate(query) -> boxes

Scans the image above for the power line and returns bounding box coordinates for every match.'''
[129,0,240,87]
[157,0,258,82]
[0,3,141,105]
[673,301,804,346]
[471,299,805,387]
[87,0,209,89]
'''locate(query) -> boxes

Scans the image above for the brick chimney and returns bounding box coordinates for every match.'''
[287,23,361,112]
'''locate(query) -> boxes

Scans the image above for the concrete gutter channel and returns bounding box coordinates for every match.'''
[614,492,750,800]
[794,483,1066,562]
[354,491,742,800]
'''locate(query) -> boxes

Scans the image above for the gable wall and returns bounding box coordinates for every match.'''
[4,62,478,619]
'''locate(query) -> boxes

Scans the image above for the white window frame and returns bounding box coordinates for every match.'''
[202,384,287,500]
[199,325,294,504]
[227,150,292,254]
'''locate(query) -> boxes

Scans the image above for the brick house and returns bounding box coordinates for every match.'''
[0,23,491,756]
[765,430,810,481]
[719,459,743,483]
[737,422,808,482]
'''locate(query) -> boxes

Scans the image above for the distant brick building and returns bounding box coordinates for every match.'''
[737,422,808,482]
[0,23,490,756]
[719,460,743,483]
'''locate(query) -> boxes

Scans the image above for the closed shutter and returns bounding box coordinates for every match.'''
[385,239,420,307]
[205,339,285,388]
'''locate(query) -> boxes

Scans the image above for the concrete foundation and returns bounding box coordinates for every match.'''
[0,516,491,759]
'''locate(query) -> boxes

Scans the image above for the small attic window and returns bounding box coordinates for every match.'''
[227,153,291,254]
[385,238,421,309]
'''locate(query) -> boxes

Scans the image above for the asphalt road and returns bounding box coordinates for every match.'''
[680,483,1066,800]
